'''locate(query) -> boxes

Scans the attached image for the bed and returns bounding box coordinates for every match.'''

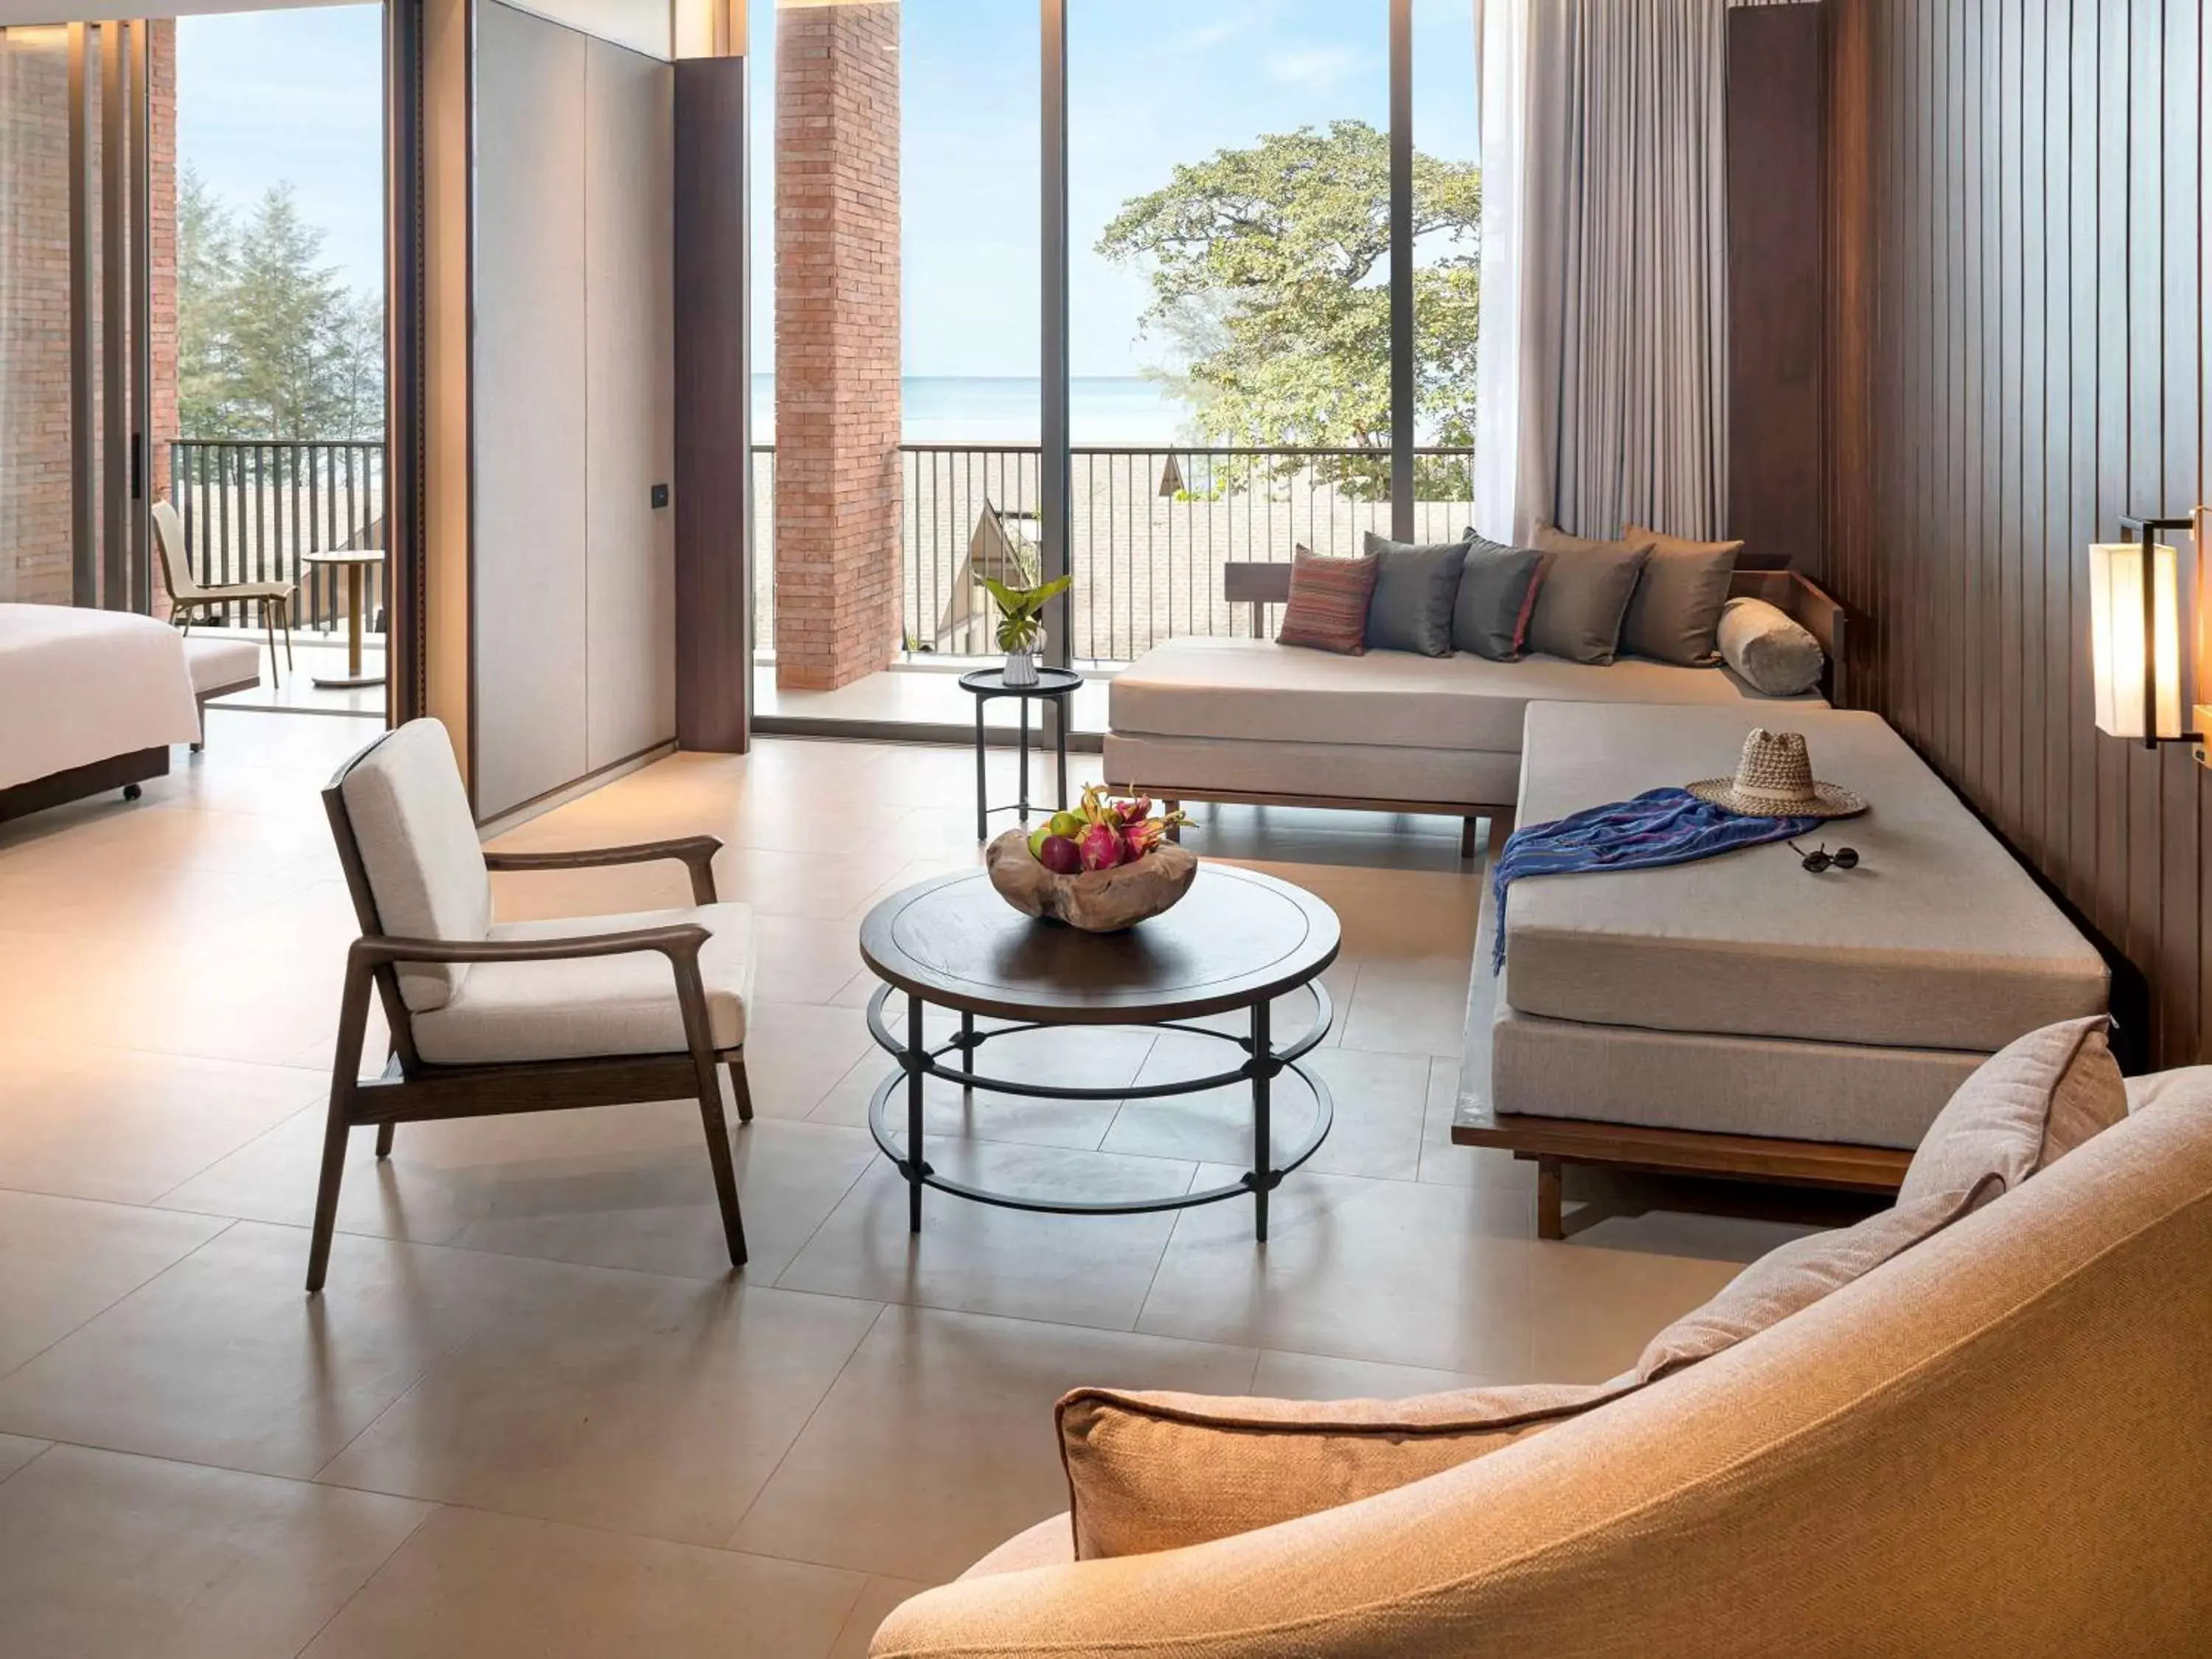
[0,603,203,824]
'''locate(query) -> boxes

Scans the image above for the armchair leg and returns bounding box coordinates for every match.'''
[279,596,294,672]
[696,1089,747,1268]
[375,1121,394,1159]
[726,1054,754,1124]
[306,1103,351,1293]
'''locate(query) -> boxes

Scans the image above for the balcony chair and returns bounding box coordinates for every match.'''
[152,498,296,687]
[310,717,755,1292]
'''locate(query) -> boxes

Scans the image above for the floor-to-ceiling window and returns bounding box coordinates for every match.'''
[749,0,1478,741]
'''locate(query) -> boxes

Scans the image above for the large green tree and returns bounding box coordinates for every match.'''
[1097,120,1479,495]
[176,167,384,441]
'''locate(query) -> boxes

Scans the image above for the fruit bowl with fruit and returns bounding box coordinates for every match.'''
[984,786,1198,932]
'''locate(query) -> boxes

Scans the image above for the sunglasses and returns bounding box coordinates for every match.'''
[1789,840,1860,874]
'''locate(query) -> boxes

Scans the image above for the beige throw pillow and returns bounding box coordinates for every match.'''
[1898,1015,2127,1208]
[1057,1376,1634,1560]
[1636,1189,1983,1382]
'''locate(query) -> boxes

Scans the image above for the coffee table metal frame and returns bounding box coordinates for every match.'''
[860,981,1332,1242]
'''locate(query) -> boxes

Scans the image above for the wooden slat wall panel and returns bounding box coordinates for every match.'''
[1823,0,2210,1071]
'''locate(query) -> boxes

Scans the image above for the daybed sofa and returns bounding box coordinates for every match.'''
[1103,562,1843,853]
[873,1070,2212,1657]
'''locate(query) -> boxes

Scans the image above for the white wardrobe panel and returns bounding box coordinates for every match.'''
[472,0,589,818]
[583,36,675,770]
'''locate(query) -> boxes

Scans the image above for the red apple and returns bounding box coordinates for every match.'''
[1038,834,1082,874]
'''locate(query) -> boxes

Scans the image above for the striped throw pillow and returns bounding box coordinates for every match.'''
[1276,547,1380,655]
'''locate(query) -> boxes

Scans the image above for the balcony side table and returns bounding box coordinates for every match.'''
[959,666,1082,842]
[301,548,386,690]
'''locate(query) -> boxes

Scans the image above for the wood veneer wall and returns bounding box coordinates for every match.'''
[1822,0,2209,1069]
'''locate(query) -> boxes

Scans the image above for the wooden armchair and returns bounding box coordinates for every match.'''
[153,498,296,686]
[311,717,755,1292]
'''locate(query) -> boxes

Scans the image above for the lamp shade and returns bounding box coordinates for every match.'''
[2089,538,2185,740]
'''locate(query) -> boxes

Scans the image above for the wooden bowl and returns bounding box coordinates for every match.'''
[984,829,1200,932]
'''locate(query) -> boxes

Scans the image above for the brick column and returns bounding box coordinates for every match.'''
[773,1,900,689]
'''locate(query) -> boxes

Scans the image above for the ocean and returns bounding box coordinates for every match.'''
[751,375,1192,445]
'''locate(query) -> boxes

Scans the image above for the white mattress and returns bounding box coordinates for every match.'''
[0,603,201,791]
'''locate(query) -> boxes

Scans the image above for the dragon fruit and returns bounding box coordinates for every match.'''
[1116,796,1152,826]
[1038,833,1082,874]
[1078,821,1124,871]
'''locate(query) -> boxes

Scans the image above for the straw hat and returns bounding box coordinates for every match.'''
[1687,728,1866,819]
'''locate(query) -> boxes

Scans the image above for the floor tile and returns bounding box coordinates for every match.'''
[775,1141,1195,1331]
[0,1190,229,1376]
[1248,1349,1489,1401]
[1525,1239,1742,1383]
[806,1021,1159,1153]
[1102,1038,1429,1182]
[730,1305,1256,1581]
[830,1576,937,1659]
[0,1434,47,1483]
[1415,1055,1540,1192]
[1138,1167,1537,1376]
[317,1281,878,1545]
[742,1002,881,1119]
[0,1044,321,1206]
[0,1221,623,1478]
[1338,959,1476,1057]
[0,1444,427,1659]
[302,1505,865,1659]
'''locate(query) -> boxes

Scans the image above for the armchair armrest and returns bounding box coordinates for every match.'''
[351,924,711,971]
[484,835,724,903]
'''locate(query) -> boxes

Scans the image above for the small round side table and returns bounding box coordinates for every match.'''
[959,666,1082,842]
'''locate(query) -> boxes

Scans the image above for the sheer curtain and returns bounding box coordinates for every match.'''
[1472,0,1741,546]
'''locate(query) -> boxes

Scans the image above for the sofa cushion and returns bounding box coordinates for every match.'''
[1057,1376,1634,1560]
[1719,594,1826,695]
[409,901,755,1065]
[1491,996,1986,1148]
[1526,524,1652,664]
[338,719,492,1014]
[1621,526,1740,665]
[1637,1189,1983,1382]
[1897,1017,2126,1208]
[2126,1066,2212,1114]
[1108,637,1808,755]
[1501,703,2110,1053]
[1276,547,1378,655]
[1363,531,1468,656]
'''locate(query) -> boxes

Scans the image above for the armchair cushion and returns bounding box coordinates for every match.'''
[408,901,755,1065]
[1898,1015,2126,1208]
[339,719,493,1012]
[1055,1375,1633,1561]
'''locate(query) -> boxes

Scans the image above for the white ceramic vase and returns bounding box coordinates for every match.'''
[1002,649,1040,686]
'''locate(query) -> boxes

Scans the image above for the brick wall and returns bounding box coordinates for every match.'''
[773,1,901,689]
[0,27,76,604]
[0,21,178,611]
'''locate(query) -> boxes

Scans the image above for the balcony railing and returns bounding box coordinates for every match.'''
[168,439,385,633]
[750,442,1474,667]
[175,437,1472,669]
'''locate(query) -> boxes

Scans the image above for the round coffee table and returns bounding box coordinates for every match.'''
[856,865,1341,1242]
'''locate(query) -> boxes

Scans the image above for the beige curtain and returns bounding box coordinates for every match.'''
[1475,0,1750,546]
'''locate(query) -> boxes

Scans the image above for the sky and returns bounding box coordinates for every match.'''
[175,0,1478,381]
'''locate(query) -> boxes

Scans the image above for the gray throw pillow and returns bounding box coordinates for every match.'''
[1452,532,1545,661]
[1717,596,1825,695]
[1526,524,1653,664]
[1620,526,1742,665]
[1363,531,1469,657]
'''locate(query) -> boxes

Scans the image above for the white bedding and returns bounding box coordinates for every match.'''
[0,603,202,792]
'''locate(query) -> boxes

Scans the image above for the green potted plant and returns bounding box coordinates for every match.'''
[980,574,1071,686]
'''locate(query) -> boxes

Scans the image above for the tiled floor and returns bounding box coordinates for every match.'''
[0,709,1821,1658]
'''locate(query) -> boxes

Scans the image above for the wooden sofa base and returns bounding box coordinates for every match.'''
[0,745,169,826]
[1101,781,1517,860]
[1453,1105,1911,1240]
